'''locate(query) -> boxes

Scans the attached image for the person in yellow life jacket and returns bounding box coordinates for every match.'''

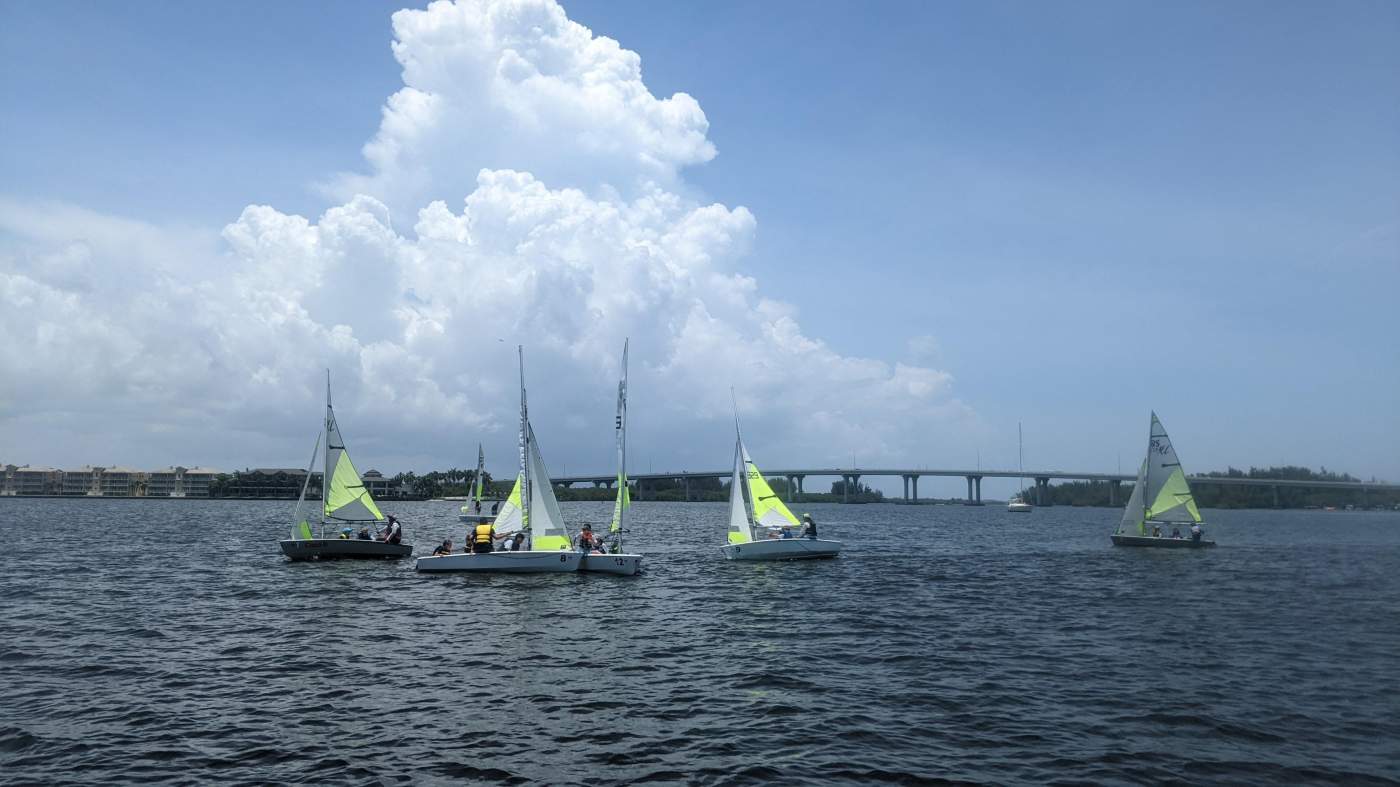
[471,522,506,554]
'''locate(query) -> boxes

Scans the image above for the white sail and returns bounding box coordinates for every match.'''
[726,437,752,544]
[526,424,571,551]
[1118,457,1148,535]
[323,376,384,523]
[1143,412,1202,524]
[290,433,321,540]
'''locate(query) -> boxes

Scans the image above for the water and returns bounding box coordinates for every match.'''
[2,499,1398,785]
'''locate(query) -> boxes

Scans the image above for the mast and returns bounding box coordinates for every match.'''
[518,345,531,549]
[322,369,331,536]
[1142,412,1152,526]
[1018,421,1025,497]
[613,339,629,550]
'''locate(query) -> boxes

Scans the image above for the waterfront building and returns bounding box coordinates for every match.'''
[101,466,144,497]
[363,469,390,497]
[2,465,62,496]
[62,466,103,496]
[147,466,222,497]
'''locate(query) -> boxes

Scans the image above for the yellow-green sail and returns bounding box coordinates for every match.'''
[743,445,799,529]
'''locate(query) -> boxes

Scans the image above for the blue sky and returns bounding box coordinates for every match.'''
[2,0,1397,495]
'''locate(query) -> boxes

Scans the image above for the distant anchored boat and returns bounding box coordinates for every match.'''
[280,373,413,561]
[1112,412,1215,549]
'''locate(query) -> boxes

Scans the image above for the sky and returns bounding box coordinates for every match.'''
[2,0,1397,498]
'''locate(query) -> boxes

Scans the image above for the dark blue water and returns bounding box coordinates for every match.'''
[2,499,1398,785]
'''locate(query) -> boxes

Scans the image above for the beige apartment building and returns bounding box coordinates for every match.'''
[1,465,63,495]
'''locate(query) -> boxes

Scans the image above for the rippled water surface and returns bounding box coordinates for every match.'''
[2,499,1399,785]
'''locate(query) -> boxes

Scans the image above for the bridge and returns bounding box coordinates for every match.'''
[551,468,1400,508]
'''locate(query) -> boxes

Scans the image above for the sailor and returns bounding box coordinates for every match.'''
[576,523,600,552]
[357,527,372,540]
[800,513,818,540]
[780,526,794,539]
[431,539,453,556]
[1171,527,1182,539]
[1190,523,1203,543]
[471,522,497,554]
[491,501,501,516]
[383,515,403,544]
[504,532,526,552]
[338,528,352,540]
[1151,524,1163,538]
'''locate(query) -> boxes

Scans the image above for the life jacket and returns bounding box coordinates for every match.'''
[474,523,494,544]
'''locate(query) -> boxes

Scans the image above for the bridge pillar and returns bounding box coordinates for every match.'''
[966,475,974,504]
[974,476,983,504]
[1035,477,1052,507]
[1272,485,1280,509]
[684,477,691,502]
[795,475,805,496]
[786,475,797,503]
[1108,480,1120,507]
[912,475,919,502]
[902,475,910,500]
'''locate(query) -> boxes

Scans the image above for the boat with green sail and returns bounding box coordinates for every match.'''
[1112,412,1215,548]
[457,444,500,523]
[579,340,643,575]
[719,405,842,561]
[280,374,412,560]
[416,347,581,573]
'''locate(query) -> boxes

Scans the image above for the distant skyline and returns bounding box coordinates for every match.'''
[2,0,1397,499]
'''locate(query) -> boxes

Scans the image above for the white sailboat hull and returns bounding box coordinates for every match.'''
[720,538,842,561]
[415,550,581,573]
[1007,501,1033,512]
[578,552,644,576]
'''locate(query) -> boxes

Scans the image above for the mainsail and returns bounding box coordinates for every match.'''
[726,437,752,544]
[743,441,800,529]
[1143,412,1202,524]
[1118,457,1148,535]
[526,424,571,551]
[610,340,630,550]
[323,377,384,523]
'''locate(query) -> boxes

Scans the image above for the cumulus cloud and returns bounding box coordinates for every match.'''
[0,0,968,473]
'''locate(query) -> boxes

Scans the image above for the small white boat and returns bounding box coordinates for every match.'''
[417,550,580,573]
[457,444,501,522]
[1007,498,1033,513]
[720,537,842,561]
[719,402,841,561]
[280,374,411,561]
[578,340,643,576]
[415,347,581,574]
[1112,412,1216,549]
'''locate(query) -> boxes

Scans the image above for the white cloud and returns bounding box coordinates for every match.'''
[0,0,968,473]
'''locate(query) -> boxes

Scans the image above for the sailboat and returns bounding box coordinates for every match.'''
[457,444,499,523]
[579,340,644,576]
[1112,412,1215,548]
[1008,422,1033,512]
[719,403,842,561]
[416,347,582,573]
[280,374,412,560]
